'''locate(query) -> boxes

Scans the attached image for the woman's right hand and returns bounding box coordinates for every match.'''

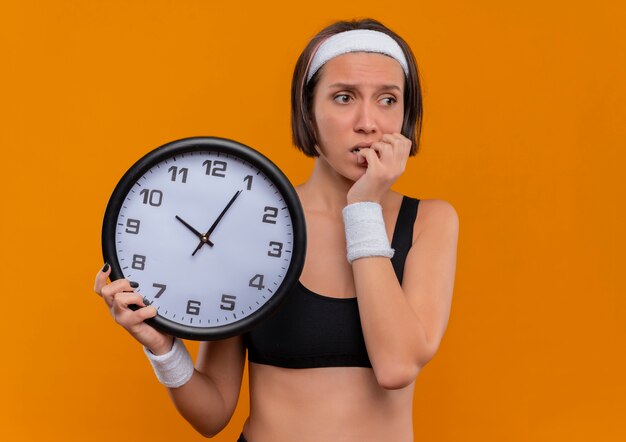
[94,264,174,355]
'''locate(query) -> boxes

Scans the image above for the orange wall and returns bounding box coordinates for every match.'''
[2,1,625,441]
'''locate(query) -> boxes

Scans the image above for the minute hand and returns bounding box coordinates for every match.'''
[192,189,242,256]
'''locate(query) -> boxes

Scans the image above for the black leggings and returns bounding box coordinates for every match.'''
[237,433,248,442]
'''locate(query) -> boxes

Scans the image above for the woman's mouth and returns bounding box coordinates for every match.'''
[351,145,371,154]
[351,147,369,166]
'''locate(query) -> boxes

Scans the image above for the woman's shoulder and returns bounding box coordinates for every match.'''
[409,197,459,239]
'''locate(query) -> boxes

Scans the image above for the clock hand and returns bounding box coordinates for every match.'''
[175,215,214,247]
[192,189,243,256]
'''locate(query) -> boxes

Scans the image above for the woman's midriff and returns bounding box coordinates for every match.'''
[243,363,416,442]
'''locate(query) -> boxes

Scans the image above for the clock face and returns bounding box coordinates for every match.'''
[102,137,306,340]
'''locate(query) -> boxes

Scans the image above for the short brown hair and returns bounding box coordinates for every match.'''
[291,18,423,157]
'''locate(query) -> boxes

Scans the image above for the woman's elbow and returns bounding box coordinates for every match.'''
[197,424,226,439]
[374,346,440,389]
[190,418,228,439]
[374,362,422,390]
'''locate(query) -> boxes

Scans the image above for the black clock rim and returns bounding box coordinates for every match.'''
[101,136,306,341]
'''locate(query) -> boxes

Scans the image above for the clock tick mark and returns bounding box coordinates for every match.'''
[122,266,128,270]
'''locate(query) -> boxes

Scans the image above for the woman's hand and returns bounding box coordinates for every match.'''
[94,265,174,355]
[347,133,411,205]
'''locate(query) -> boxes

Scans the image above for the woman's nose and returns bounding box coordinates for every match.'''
[354,103,378,134]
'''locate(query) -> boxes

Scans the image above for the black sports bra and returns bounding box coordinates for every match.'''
[243,196,420,369]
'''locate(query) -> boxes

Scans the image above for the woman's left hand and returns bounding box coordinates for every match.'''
[347,133,411,204]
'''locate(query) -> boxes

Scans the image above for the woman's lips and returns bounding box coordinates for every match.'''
[350,143,372,153]
[351,147,369,166]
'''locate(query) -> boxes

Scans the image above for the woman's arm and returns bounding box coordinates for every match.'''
[166,337,246,438]
[351,199,459,389]
[94,268,246,438]
[348,134,459,389]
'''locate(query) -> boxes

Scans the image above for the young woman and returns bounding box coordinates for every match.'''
[94,18,458,442]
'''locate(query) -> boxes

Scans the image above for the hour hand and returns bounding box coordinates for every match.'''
[175,215,214,247]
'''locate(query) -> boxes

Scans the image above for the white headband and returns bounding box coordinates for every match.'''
[306,29,409,83]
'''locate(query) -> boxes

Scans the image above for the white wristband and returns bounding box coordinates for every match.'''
[143,338,194,388]
[342,202,394,264]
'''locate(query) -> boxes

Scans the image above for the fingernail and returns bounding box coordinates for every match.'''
[143,297,152,306]
[130,281,139,288]
[102,263,109,272]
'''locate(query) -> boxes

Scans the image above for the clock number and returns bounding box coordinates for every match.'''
[249,274,265,290]
[203,160,227,178]
[220,294,237,311]
[186,300,201,315]
[262,206,278,224]
[139,188,163,207]
[125,218,140,234]
[267,241,283,258]
[153,283,166,298]
[168,166,188,183]
[131,254,146,270]
[243,175,253,190]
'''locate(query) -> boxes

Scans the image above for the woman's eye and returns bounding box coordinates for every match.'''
[333,94,352,104]
[381,97,397,105]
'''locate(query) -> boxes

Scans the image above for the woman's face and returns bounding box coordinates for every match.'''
[311,51,405,181]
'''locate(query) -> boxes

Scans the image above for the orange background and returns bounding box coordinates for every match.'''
[2,1,625,441]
